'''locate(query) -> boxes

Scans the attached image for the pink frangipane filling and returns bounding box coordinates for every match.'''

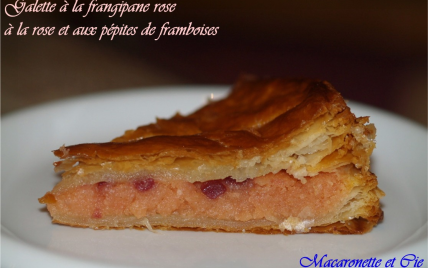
[47,170,349,223]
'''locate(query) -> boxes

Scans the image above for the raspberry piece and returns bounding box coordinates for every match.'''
[200,180,226,199]
[92,208,102,219]
[133,178,155,192]
[96,181,109,190]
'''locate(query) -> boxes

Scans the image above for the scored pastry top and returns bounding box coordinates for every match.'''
[112,75,346,142]
[53,75,376,186]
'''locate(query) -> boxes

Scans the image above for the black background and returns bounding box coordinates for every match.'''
[2,0,426,126]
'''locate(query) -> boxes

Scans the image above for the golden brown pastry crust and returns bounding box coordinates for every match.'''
[42,75,384,234]
[55,77,347,159]
[52,76,376,187]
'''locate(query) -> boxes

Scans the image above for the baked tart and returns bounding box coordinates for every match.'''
[39,76,384,234]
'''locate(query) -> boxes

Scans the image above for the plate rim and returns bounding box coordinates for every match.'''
[2,86,427,268]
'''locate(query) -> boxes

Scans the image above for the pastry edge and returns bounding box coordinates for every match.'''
[49,211,384,235]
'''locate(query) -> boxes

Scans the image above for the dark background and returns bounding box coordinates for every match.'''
[2,0,427,126]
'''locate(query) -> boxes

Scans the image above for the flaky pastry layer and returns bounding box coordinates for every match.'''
[53,76,376,188]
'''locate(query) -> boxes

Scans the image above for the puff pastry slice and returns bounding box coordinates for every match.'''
[39,76,384,234]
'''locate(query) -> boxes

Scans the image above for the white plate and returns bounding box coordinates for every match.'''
[2,86,427,268]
